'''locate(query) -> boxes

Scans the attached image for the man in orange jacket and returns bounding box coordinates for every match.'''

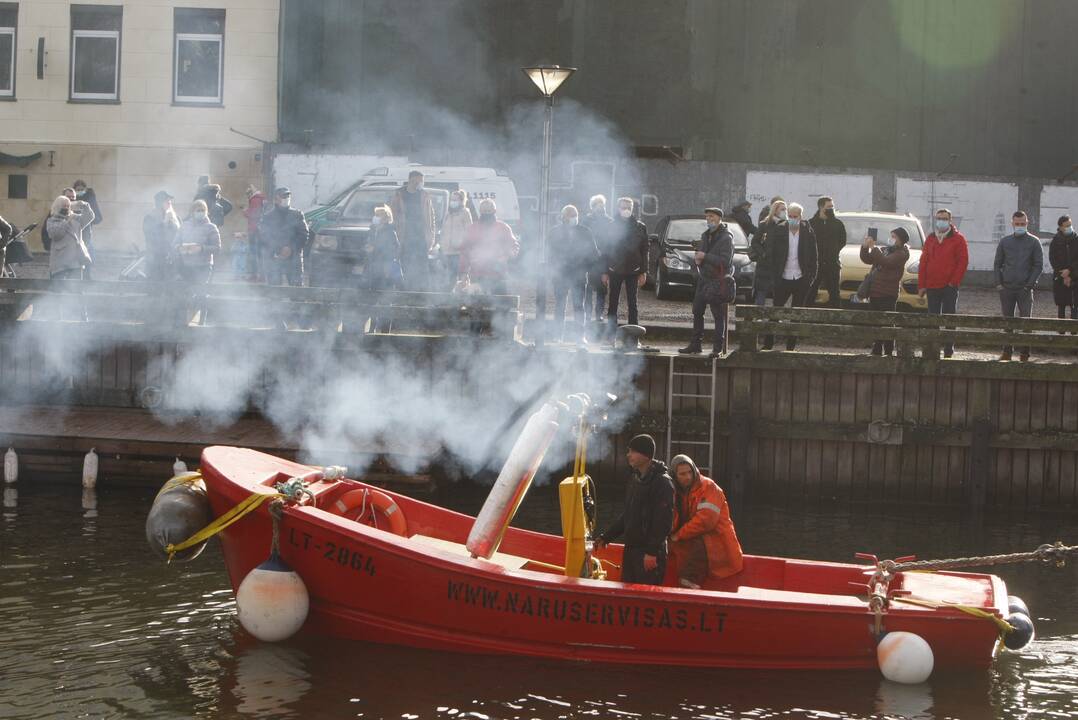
[668,454,743,589]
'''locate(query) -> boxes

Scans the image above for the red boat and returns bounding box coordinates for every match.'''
[198,442,1015,671]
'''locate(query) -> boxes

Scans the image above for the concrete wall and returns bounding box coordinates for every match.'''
[0,0,279,251]
[278,0,1078,180]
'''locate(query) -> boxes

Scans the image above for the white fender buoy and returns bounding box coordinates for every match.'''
[173,457,188,476]
[236,552,309,642]
[877,631,934,684]
[82,448,98,489]
[4,447,17,484]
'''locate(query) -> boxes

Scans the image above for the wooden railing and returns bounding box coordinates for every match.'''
[0,279,520,340]
[734,305,1078,358]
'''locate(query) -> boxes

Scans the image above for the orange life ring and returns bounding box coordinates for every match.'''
[331,488,408,537]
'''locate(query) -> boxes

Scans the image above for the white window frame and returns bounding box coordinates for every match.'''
[174,32,223,104]
[0,26,14,97]
[71,29,120,101]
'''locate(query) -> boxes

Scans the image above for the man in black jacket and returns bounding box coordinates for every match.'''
[680,208,734,357]
[603,197,648,343]
[582,194,613,326]
[259,187,309,286]
[548,204,600,343]
[730,200,757,241]
[808,196,846,308]
[596,434,674,585]
[764,202,818,350]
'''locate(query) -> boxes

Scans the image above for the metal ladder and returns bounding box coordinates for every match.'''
[665,355,717,476]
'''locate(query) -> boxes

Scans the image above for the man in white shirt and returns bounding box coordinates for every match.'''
[763,202,818,350]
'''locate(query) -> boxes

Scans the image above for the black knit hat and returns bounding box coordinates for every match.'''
[891,227,910,244]
[628,434,656,459]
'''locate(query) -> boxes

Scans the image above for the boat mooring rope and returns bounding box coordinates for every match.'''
[884,541,1078,573]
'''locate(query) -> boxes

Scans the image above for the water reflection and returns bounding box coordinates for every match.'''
[229,642,313,718]
[82,486,97,519]
[3,485,16,509]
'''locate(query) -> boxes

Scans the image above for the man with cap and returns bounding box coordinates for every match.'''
[680,208,734,357]
[142,190,181,281]
[258,187,309,286]
[668,454,743,589]
[595,434,674,586]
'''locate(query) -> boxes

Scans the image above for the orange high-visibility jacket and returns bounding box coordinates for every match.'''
[670,475,744,579]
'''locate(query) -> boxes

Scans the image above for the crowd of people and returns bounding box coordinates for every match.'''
[4,177,1078,360]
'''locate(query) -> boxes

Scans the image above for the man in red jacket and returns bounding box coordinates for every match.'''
[918,208,969,358]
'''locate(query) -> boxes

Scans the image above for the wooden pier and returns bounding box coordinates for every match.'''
[2,279,1077,510]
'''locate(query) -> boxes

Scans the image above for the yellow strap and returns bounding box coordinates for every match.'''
[891,595,1015,636]
[155,471,204,499]
[165,490,283,562]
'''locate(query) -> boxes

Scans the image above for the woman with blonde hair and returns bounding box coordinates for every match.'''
[748,198,785,306]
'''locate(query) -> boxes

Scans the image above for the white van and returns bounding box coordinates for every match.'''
[358,165,521,227]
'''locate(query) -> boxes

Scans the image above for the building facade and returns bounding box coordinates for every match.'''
[0,0,279,252]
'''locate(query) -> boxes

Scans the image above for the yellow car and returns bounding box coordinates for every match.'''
[815,211,928,310]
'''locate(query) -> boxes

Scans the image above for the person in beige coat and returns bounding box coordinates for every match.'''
[440,190,473,289]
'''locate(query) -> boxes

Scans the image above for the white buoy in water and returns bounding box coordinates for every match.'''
[173,457,188,476]
[877,631,934,684]
[4,447,17,484]
[82,448,98,489]
[236,553,309,642]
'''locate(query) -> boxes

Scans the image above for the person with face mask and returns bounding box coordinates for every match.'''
[258,187,309,286]
[602,197,649,344]
[762,202,817,350]
[808,196,846,308]
[458,199,519,296]
[679,208,734,357]
[993,211,1043,361]
[389,171,436,291]
[143,190,181,281]
[547,204,600,343]
[748,199,786,306]
[917,208,969,358]
[440,190,474,290]
[1049,214,1078,323]
[46,194,94,280]
[859,227,911,356]
[581,194,613,327]
[174,199,221,283]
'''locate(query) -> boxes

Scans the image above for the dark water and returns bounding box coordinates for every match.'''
[1,479,1077,720]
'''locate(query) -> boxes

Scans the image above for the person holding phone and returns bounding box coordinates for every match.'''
[860,227,910,356]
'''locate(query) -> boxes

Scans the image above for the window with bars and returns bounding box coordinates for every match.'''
[174,8,225,105]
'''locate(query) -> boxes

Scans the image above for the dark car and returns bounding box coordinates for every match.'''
[647,215,753,301]
[308,185,448,287]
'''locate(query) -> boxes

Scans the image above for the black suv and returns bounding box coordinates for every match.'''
[308,185,448,287]
[647,215,754,301]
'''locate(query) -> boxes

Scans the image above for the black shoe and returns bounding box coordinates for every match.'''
[999,351,1012,362]
[1020,352,1030,362]
[871,345,883,356]
[678,345,703,355]
[709,349,724,359]
[785,342,797,351]
[943,348,954,359]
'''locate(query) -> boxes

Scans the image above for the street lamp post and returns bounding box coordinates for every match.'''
[522,64,576,344]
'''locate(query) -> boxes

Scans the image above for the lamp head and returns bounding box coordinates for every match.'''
[522,65,577,98]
